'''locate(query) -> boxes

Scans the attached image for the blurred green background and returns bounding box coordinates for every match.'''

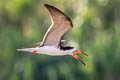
[0,0,120,80]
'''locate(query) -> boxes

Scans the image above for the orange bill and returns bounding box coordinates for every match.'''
[74,49,88,56]
[72,53,86,66]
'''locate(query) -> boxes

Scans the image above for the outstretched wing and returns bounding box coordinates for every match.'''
[41,3,73,47]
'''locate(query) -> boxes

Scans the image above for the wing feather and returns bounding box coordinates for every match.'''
[41,3,73,47]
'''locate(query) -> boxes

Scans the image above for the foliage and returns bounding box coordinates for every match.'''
[0,0,120,80]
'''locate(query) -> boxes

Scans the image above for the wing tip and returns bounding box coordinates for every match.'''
[42,3,49,8]
[42,3,45,6]
[42,3,73,28]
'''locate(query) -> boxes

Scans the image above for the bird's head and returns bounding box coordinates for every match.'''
[72,49,88,65]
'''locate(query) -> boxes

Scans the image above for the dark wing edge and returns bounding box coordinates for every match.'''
[42,3,73,26]
[41,3,73,47]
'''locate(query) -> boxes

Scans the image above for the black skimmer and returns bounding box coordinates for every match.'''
[17,3,88,65]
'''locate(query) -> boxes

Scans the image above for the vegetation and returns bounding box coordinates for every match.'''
[0,0,120,80]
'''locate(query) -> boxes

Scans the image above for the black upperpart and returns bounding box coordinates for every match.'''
[60,46,74,51]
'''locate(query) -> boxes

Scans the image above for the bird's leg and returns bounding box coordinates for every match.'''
[32,50,37,54]
[72,53,86,66]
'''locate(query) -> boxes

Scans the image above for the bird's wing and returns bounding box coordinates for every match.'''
[41,3,73,47]
[26,42,41,48]
[26,40,67,48]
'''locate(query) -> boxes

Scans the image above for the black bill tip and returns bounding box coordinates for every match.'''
[82,52,88,56]
[77,57,86,66]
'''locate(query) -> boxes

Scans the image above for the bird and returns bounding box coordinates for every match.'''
[17,3,88,65]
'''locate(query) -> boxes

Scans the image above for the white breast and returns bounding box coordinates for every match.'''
[18,46,75,56]
[34,46,75,56]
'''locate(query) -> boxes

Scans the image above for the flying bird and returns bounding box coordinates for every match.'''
[17,3,88,65]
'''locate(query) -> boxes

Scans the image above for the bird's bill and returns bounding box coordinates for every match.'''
[72,53,86,66]
[73,49,88,56]
[72,49,88,65]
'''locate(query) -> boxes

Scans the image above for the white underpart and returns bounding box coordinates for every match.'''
[17,46,76,56]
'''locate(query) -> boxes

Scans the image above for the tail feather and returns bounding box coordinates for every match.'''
[17,48,30,52]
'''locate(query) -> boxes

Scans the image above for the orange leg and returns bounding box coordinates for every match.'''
[32,50,37,54]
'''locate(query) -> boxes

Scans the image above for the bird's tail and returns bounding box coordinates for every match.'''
[17,48,30,52]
